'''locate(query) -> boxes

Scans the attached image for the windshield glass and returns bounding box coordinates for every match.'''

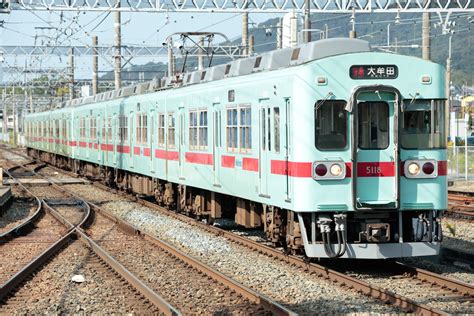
[400,99,446,149]
[315,100,347,150]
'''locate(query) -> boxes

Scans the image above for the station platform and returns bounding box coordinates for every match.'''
[0,186,12,211]
[449,180,474,193]
[3,178,89,186]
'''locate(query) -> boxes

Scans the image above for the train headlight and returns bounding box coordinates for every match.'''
[313,161,346,180]
[407,162,420,176]
[404,159,438,178]
[330,163,343,176]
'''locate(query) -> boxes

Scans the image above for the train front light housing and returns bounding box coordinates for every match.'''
[330,163,343,176]
[407,162,420,176]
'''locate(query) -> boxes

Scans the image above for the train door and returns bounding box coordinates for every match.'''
[129,111,134,169]
[113,113,118,165]
[149,109,155,174]
[284,98,291,201]
[178,106,185,179]
[354,90,399,209]
[258,99,270,197]
[212,103,221,186]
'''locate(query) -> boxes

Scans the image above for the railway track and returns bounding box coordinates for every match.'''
[447,190,474,221]
[1,146,293,315]
[4,144,470,315]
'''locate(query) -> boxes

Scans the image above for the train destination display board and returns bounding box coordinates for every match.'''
[350,65,398,79]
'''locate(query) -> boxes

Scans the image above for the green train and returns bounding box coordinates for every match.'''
[25,38,447,259]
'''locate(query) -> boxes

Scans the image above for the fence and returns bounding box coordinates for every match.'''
[447,146,474,186]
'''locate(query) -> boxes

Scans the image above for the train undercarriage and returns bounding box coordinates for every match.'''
[27,148,443,259]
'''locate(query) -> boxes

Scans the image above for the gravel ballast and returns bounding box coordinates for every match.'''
[68,184,401,314]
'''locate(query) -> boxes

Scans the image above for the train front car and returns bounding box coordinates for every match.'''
[293,39,446,259]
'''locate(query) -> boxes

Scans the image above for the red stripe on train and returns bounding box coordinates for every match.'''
[155,149,179,161]
[221,155,236,168]
[185,152,213,165]
[243,157,259,172]
[116,145,130,153]
[357,162,395,177]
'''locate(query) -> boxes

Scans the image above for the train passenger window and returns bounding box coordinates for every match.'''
[80,118,86,139]
[315,100,347,150]
[107,116,112,142]
[90,117,97,140]
[158,113,165,147]
[136,113,148,145]
[239,106,251,151]
[168,113,176,148]
[274,107,280,153]
[227,108,238,151]
[199,111,208,148]
[118,115,128,143]
[189,110,208,150]
[358,102,389,149]
[401,100,446,149]
[189,111,198,149]
[267,108,271,151]
[261,109,266,151]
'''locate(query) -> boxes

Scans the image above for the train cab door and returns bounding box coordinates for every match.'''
[129,111,134,169]
[149,109,155,174]
[354,90,399,209]
[212,103,221,187]
[178,106,185,179]
[258,99,270,197]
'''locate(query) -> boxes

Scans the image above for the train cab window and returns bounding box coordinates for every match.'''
[401,99,446,149]
[358,102,389,149]
[315,100,347,150]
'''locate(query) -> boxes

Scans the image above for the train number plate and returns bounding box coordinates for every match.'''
[350,65,398,79]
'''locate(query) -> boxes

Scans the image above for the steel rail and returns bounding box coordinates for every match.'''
[394,261,474,297]
[94,182,449,316]
[0,147,182,315]
[87,202,295,316]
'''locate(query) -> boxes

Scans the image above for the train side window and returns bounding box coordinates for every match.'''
[118,115,128,143]
[227,108,238,152]
[261,109,266,151]
[90,117,97,140]
[168,113,176,148]
[273,107,280,153]
[107,116,113,142]
[358,102,389,150]
[239,105,251,152]
[315,100,347,150]
[199,110,208,149]
[158,113,165,147]
[136,113,148,145]
[189,111,198,149]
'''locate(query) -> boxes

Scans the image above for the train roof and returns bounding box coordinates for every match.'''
[60,38,371,110]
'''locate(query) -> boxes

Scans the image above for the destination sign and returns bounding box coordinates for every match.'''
[350,65,398,79]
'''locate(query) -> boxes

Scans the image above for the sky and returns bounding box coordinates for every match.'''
[0,9,279,81]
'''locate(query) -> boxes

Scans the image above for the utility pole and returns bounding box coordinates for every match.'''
[68,47,75,100]
[242,12,249,56]
[114,1,122,90]
[12,87,16,146]
[197,36,204,70]
[290,13,298,47]
[422,8,430,60]
[277,18,283,49]
[304,0,311,43]
[92,36,99,95]
[249,35,254,56]
[167,39,174,77]
[349,9,357,38]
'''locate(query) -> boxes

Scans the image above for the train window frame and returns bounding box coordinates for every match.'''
[239,105,252,153]
[157,113,165,147]
[314,100,348,151]
[226,106,239,152]
[357,101,390,150]
[189,109,208,150]
[168,112,176,149]
[400,99,446,149]
[90,117,97,140]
